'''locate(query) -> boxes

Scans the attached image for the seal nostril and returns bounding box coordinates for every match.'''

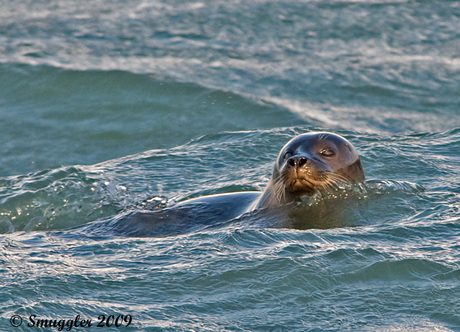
[298,157,307,167]
[287,156,307,167]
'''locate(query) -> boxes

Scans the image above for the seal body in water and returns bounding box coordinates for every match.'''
[113,132,365,236]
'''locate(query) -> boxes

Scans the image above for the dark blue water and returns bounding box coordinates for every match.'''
[1,0,460,331]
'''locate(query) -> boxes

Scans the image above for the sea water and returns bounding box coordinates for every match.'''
[1,0,460,331]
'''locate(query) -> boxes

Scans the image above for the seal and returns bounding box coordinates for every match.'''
[114,132,365,236]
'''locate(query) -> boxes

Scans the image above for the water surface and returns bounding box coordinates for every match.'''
[1,0,460,331]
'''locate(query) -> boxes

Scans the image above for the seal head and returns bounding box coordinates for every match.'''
[255,132,365,208]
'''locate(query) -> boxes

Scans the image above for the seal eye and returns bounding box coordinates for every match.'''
[284,151,293,160]
[320,148,335,157]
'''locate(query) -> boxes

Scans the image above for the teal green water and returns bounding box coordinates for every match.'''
[1,0,460,331]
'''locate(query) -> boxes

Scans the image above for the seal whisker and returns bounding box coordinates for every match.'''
[320,173,350,191]
[272,173,288,203]
[325,172,349,183]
